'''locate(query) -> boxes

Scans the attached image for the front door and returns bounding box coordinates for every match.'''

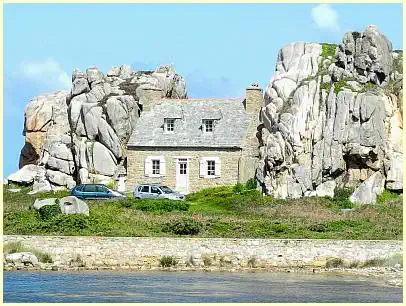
[176,158,189,194]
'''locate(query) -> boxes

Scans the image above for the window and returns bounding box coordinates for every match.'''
[200,157,221,178]
[164,118,175,132]
[207,160,215,176]
[152,160,160,174]
[141,185,150,193]
[151,186,161,194]
[145,156,165,177]
[83,185,97,192]
[202,119,214,132]
[96,185,109,193]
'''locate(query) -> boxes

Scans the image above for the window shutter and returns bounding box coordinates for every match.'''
[160,156,166,175]
[199,158,207,177]
[215,157,221,177]
[144,157,152,177]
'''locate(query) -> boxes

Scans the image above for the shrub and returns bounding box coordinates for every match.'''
[362,258,386,267]
[232,183,245,194]
[348,260,360,268]
[52,214,90,233]
[159,256,178,267]
[202,255,212,267]
[308,223,328,233]
[106,180,116,190]
[247,257,257,268]
[376,190,399,204]
[325,257,344,268]
[38,205,61,221]
[332,188,354,209]
[245,178,257,190]
[162,217,202,235]
[321,43,337,58]
[135,200,190,212]
[32,250,53,263]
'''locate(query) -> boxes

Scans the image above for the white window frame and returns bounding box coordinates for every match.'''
[200,157,221,178]
[164,118,175,133]
[145,156,166,177]
[202,119,214,133]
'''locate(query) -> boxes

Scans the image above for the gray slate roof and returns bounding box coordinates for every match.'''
[128,98,249,148]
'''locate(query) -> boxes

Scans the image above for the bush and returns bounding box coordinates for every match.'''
[159,256,178,267]
[162,217,202,235]
[51,214,90,233]
[321,43,337,58]
[232,183,245,194]
[308,223,328,233]
[332,188,354,209]
[135,200,190,212]
[202,255,212,267]
[376,190,399,204]
[245,178,257,190]
[325,257,344,268]
[247,257,257,268]
[362,258,386,267]
[38,205,61,221]
[32,250,53,263]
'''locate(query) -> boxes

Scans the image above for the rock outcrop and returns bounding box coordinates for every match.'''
[257,25,403,203]
[59,196,89,216]
[9,64,187,190]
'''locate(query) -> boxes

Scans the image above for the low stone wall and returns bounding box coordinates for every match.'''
[3,236,402,269]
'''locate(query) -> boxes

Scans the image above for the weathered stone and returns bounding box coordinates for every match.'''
[5,252,39,267]
[46,169,76,189]
[33,198,57,210]
[91,142,117,176]
[350,171,385,204]
[71,77,90,97]
[46,156,75,175]
[7,165,42,185]
[315,181,336,198]
[59,196,89,216]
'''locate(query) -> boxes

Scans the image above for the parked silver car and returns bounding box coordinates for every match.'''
[133,184,185,201]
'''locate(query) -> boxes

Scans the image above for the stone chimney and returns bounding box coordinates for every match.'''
[245,82,264,114]
[138,86,162,112]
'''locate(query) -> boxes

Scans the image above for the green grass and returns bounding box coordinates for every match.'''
[2,185,403,240]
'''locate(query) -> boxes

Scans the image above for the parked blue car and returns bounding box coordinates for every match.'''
[71,184,125,200]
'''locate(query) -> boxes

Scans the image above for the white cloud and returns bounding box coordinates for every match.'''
[311,4,340,32]
[15,58,71,90]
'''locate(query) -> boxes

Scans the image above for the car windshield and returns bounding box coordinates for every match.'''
[160,186,174,194]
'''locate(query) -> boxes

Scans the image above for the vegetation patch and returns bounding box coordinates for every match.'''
[377,189,400,205]
[325,257,345,268]
[3,185,402,239]
[202,255,212,267]
[159,256,178,267]
[162,217,203,235]
[321,43,337,58]
[38,204,61,221]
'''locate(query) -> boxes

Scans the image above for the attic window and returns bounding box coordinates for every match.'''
[164,118,175,133]
[202,119,214,133]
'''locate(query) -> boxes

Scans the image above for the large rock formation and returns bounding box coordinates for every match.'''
[9,64,187,190]
[257,25,403,202]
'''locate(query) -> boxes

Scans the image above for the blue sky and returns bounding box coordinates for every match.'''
[3,3,403,177]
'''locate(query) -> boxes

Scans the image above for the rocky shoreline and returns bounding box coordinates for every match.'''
[4,262,402,288]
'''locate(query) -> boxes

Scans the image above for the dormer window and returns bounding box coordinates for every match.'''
[164,118,175,133]
[202,119,214,133]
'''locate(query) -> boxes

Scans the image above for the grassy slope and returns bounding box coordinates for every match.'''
[3,184,403,240]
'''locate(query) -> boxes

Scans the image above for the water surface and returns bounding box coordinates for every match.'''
[3,271,402,303]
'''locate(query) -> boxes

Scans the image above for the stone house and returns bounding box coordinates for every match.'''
[126,84,263,194]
